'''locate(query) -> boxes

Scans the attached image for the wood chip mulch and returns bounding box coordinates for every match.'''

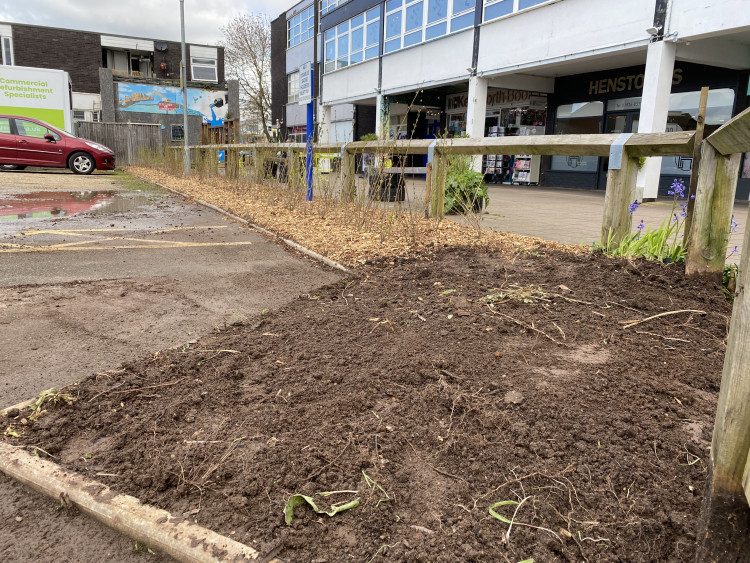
[129,167,586,267]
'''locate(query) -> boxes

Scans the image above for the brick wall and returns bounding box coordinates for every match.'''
[10,23,225,94]
[13,25,102,93]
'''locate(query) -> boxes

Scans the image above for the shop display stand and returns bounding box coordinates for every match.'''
[512,154,541,184]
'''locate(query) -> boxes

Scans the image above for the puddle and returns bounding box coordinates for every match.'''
[0,191,153,220]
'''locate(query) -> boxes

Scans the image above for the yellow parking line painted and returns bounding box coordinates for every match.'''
[16,226,229,237]
[0,241,253,253]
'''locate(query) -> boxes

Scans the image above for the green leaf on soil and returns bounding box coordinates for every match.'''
[517,559,535,563]
[4,425,20,438]
[284,490,360,525]
[440,289,456,295]
[363,470,391,507]
[488,500,520,523]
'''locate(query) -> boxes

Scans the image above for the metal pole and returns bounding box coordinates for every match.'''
[305,67,314,201]
[180,0,190,175]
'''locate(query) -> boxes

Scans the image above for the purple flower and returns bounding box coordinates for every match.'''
[680,202,688,218]
[637,219,645,231]
[673,213,678,223]
[668,178,686,198]
[730,215,739,233]
[729,246,739,255]
[628,200,640,214]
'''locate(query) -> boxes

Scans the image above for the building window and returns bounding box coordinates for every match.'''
[73,110,86,121]
[484,0,553,22]
[324,7,380,73]
[288,6,314,48]
[1,36,12,65]
[384,0,475,55]
[321,0,350,15]
[549,101,603,172]
[191,57,217,82]
[288,71,300,104]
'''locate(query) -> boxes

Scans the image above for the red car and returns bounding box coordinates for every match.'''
[0,115,115,174]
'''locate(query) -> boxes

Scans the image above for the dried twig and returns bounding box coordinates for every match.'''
[88,381,128,402]
[634,330,691,343]
[622,309,706,329]
[487,305,569,347]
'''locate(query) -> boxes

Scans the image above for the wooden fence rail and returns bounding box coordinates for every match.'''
[76,122,162,166]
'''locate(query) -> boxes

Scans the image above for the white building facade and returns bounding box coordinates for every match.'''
[302,0,750,199]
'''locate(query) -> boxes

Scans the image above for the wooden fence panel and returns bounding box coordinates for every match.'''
[75,122,162,166]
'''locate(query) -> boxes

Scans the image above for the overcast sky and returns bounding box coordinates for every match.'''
[0,0,301,46]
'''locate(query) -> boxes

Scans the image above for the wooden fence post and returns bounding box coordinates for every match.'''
[696,202,750,561]
[253,147,264,183]
[341,147,356,201]
[601,152,639,249]
[430,150,445,219]
[685,143,741,281]
[683,86,709,246]
[424,162,432,218]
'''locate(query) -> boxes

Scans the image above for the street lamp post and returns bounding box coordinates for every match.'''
[180,0,190,175]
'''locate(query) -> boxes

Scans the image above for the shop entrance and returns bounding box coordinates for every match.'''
[597,111,639,189]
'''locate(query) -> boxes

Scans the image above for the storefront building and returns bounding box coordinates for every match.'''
[546,62,749,198]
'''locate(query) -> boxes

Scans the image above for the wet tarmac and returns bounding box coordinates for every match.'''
[0,190,153,222]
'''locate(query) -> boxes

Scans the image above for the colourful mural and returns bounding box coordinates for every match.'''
[117,82,228,125]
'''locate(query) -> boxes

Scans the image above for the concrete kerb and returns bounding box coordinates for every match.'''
[142,177,353,276]
[0,439,281,563]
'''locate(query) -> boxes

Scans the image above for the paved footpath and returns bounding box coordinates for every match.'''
[397,179,746,265]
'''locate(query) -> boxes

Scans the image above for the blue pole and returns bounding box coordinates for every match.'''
[305,68,314,202]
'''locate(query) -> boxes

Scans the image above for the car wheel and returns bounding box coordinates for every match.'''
[69,152,95,175]
[0,164,26,170]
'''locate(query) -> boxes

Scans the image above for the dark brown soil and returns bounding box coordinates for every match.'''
[6,247,730,562]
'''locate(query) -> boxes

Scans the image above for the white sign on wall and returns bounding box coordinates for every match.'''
[298,62,312,106]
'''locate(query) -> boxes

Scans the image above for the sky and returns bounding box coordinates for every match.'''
[0,0,302,46]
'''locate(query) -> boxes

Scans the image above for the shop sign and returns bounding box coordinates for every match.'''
[446,89,540,113]
[292,126,307,134]
[588,68,683,95]
[529,96,547,110]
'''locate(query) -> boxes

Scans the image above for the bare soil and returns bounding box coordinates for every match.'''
[5,246,729,562]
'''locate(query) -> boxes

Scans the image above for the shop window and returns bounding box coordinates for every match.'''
[661,88,735,177]
[1,36,12,65]
[287,71,300,104]
[385,0,475,54]
[324,7,381,73]
[190,57,217,82]
[550,101,603,172]
[287,5,314,48]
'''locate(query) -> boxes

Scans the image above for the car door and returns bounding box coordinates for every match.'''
[13,118,66,167]
[0,117,16,164]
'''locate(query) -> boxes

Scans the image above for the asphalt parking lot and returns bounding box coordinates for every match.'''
[0,168,341,562]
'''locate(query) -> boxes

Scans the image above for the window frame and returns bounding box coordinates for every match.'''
[483,0,555,23]
[1,36,13,66]
[190,56,218,82]
[323,7,381,74]
[287,71,300,104]
[384,0,475,55]
[287,5,315,48]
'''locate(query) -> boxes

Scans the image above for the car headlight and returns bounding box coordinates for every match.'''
[85,141,113,153]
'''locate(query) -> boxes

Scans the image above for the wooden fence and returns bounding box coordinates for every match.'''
[186,112,750,555]
[76,122,162,166]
